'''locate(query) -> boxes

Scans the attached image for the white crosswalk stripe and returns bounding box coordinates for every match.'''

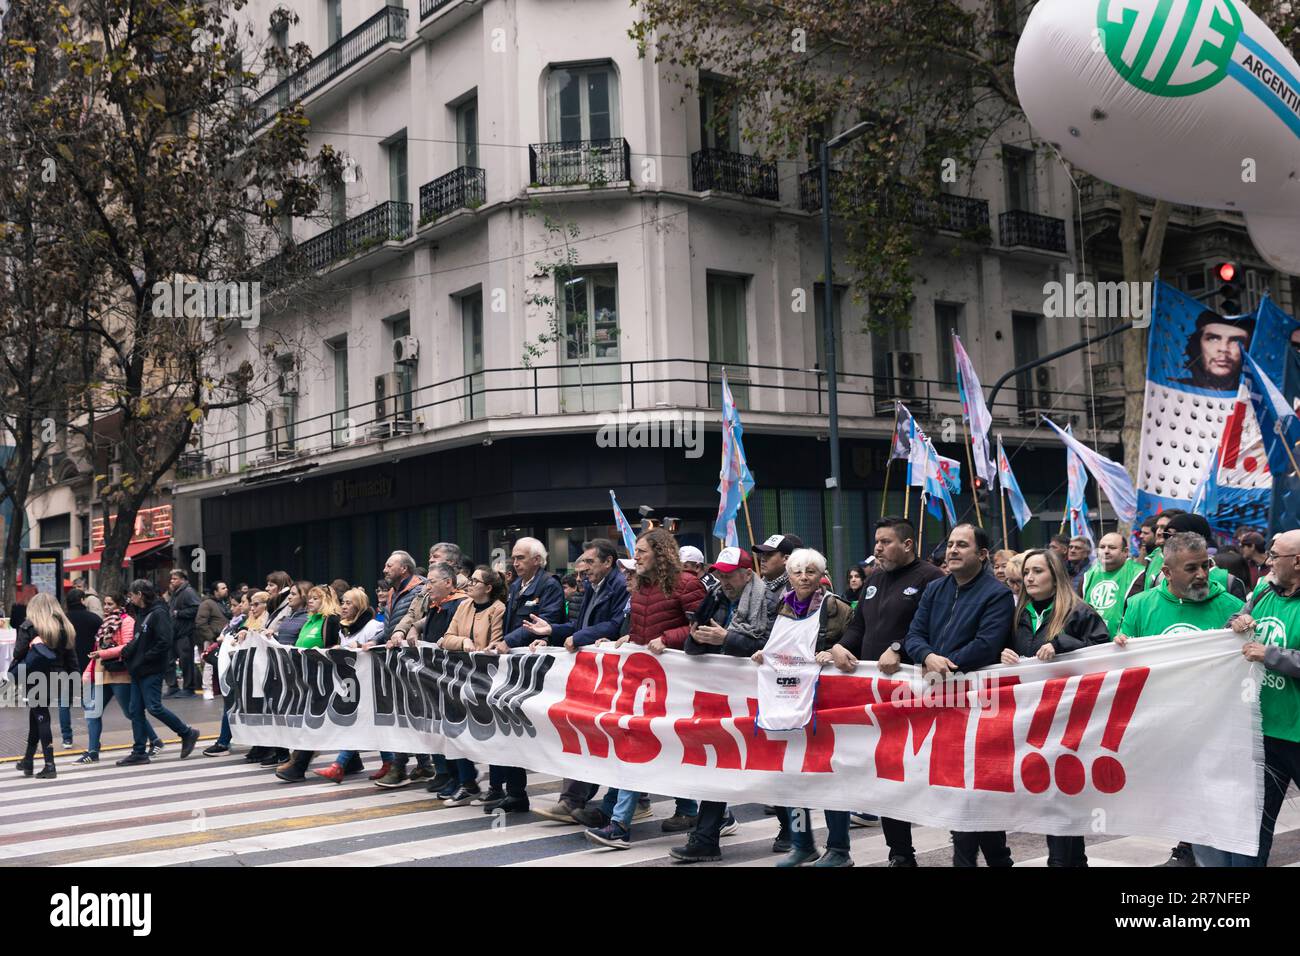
[0,753,1294,867]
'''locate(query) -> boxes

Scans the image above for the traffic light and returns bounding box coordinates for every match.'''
[973,475,992,509]
[1216,261,1242,315]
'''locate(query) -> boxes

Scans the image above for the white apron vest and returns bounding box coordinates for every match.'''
[756,614,822,731]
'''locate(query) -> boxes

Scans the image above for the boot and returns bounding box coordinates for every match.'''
[15,756,34,777]
[344,753,365,775]
[35,748,56,780]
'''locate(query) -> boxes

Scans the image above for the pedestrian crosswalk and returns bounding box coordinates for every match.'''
[0,750,1295,867]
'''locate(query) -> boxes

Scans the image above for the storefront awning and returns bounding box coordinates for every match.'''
[62,536,172,573]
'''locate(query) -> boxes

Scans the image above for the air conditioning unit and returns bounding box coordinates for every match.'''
[1019,365,1057,424]
[375,371,399,422]
[891,351,922,400]
[266,404,294,453]
[393,335,420,365]
[1034,365,1055,405]
[277,368,300,396]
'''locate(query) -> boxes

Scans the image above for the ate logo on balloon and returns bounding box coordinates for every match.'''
[1098,0,1243,97]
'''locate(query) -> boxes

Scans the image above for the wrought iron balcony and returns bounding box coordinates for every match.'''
[799,167,843,212]
[421,0,458,17]
[999,209,1068,253]
[252,5,408,129]
[690,148,779,200]
[419,166,486,225]
[264,201,412,281]
[529,138,631,187]
[801,171,990,238]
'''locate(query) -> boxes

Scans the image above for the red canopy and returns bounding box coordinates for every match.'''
[62,536,172,572]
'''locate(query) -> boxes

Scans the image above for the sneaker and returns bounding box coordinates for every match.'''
[409,765,436,783]
[344,754,366,775]
[442,785,481,807]
[1163,843,1197,867]
[74,752,98,764]
[374,766,410,789]
[147,740,166,757]
[772,834,792,854]
[535,801,579,824]
[35,763,56,779]
[242,747,264,763]
[887,854,918,867]
[814,848,855,868]
[368,761,392,781]
[585,822,631,849]
[632,801,654,822]
[15,759,33,776]
[498,795,531,814]
[475,787,506,809]
[571,806,609,829]
[848,813,879,828]
[660,813,697,833]
[179,729,200,759]
[670,839,722,864]
[259,753,282,767]
[776,846,819,867]
[202,743,230,757]
[276,764,306,783]
[719,813,739,837]
[61,737,74,749]
[424,771,455,793]
[313,763,346,784]
[115,753,150,766]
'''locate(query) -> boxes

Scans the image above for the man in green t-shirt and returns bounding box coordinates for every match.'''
[1141,509,1185,591]
[1215,528,1300,867]
[1082,532,1145,638]
[1117,531,1244,867]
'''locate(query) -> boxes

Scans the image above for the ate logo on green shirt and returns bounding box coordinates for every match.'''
[1088,579,1119,609]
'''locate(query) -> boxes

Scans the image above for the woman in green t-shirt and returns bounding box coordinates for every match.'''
[294,586,341,649]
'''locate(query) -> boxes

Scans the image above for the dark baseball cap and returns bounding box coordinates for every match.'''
[753,533,804,555]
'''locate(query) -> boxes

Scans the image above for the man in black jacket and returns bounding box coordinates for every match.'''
[830,517,944,866]
[117,579,200,765]
[165,569,201,697]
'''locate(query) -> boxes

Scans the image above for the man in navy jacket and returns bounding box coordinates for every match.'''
[904,523,1015,867]
[524,538,630,824]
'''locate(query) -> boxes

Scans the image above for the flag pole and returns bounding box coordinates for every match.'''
[903,480,910,520]
[960,417,984,527]
[883,403,900,518]
[741,490,757,550]
[1001,484,1009,551]
[917,491,926,558]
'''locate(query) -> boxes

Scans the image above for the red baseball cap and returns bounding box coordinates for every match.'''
[709,547,753,573]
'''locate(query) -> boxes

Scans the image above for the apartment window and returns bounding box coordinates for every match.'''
[699,76,738,151]
[707,273,749,406]
[1003,146,1036,213]
[547,64,620,142]
[389,314,415,418]
[330,336,349,445]
[456,97,479,169]
[813,283,846,377]
[236,401,248,469]
[934,302,964,385]
[385,131,408,204]
[461,290,484,419]
[870,297,912,405]
[1012,311,1046,415]
[329,181,346,227]
[39,514,71,549]
[276,354,297,446]
[558,270,620,410]
[325,0,342,46]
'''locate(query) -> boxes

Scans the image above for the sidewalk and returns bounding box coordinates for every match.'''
[0,690,227,761]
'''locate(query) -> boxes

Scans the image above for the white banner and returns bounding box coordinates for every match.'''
[225,631,1265,854]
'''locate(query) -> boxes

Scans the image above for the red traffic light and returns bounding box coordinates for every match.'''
[1217,262,1237,283]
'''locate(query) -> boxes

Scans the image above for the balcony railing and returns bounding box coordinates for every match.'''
[529,139,631,187]
[252,5,408,128]
[263,201,412,281]
[690,148,779,200]
[999,210,1068,253]
[799,167,844,212]
[419,166,486,225]
[421,0,458,18]
[800,171,990,238]
[185,358,1106,481]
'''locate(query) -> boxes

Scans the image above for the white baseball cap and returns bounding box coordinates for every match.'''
[679,546,705,565]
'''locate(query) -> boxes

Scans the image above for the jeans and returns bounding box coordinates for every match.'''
[132,672,191,746]
[1045,835,1088,867]
[952,831,1013,867]
[86,682,138,755]
[790,808,851,853]
[452,759,477,785]
[608,788,643,830]
[882,817,914,861]
[1194,735,1300,867]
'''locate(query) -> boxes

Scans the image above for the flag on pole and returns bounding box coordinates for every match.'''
[936,453,962,498]
[610,490,639,557]
[1241,351,1300,476]
[1043,417,1137,524]
[1064,423,1094,545]
[891,402,914,461]
[996,435,1033,529]
[952,334,995,484]
[713,370,756,544]
[1189,432,1223,518]
[923,437,957,522]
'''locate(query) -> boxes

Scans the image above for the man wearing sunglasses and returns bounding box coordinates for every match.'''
[1141,509,1185,592]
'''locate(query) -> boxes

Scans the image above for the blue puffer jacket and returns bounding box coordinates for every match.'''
[549,569,629,648]
[904,564,1014,671]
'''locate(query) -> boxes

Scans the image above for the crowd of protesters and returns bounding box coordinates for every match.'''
[4,510,1294,869]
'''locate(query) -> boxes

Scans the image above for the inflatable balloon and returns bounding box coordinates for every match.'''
[1016,0,1300,274]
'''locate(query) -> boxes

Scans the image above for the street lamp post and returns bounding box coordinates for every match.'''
[819,121,871,586]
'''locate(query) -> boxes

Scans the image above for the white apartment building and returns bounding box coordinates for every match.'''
[175,0,1115,586]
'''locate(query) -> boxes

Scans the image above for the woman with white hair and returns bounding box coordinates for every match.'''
[751,548,854,867]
